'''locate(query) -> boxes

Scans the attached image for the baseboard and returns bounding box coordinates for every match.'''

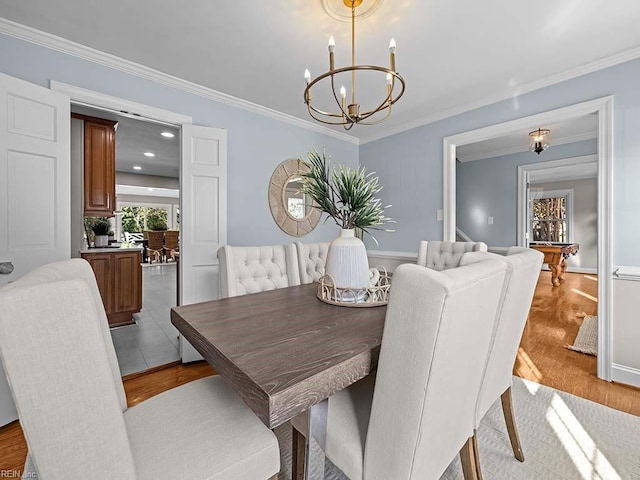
[611,363,640,388]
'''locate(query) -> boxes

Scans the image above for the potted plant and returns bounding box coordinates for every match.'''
[91,217,111,247]
[299,148,393,290]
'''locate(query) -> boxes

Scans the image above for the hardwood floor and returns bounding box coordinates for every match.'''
[1,271,638,474]
[516,270,640,416]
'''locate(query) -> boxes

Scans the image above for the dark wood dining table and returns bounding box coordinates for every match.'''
[171,282,387,479]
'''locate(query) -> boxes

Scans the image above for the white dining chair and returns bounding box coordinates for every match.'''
[416,240,487,271]
[218,244,300,298]
[294,241,330,284]
[292,258,508,480]
[0,260,280,480]
[459,247,543,475]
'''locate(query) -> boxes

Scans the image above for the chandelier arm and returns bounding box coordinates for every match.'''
[352,72,405,122]
[329,72,356,122]
[306,103,356,125]
[304,66,405,126]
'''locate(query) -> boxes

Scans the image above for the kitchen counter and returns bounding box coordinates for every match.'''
[79,246,143,254]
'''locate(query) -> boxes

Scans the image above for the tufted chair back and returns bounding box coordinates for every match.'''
[218,244,301,298]
[416,240,488,271]
[294,241,330,284]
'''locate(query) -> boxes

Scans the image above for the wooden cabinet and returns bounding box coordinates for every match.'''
[77,115,116,217]
[81,249,142,327]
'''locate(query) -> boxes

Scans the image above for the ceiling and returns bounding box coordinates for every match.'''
[457,114,598,162]
[72,105,179,178]
[4,1,640,142]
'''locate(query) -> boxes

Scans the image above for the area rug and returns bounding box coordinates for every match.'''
[566,314,598,356]
[274,376,640,479]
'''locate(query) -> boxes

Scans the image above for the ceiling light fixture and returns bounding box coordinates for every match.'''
[161,131,175,138]
[303,0,405,130]
[133,165,142,171]
[144,152,155,157]
[529,128,551,154]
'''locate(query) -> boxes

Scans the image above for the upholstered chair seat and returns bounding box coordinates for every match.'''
[218,244,300,298]
[0,260,280,480]
[295,241,330,284]
[292,258,508,480]
[417,240,487,271]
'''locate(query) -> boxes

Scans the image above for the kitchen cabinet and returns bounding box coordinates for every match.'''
[81,249,142,327]
[77,114,116,217]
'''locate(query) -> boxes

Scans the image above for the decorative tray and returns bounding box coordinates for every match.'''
[316,271,391,307]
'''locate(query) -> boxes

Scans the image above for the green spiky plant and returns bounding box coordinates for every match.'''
[299,148,394,243]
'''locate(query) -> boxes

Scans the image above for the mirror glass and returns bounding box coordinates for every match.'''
[284,177,312,220]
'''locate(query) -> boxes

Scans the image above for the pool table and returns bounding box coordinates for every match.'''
[529,242,579,287]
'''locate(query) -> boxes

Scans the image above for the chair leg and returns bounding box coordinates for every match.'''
[501,387,525,462]
[291,426,306,480]
[471,430,483,480]
[460,436,479,480]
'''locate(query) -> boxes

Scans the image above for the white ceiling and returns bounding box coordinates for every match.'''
[72,105,179,178]
[457,114,598,162]
[4,1,640,142]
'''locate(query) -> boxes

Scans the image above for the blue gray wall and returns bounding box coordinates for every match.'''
[0,34,358,246]
[361,57,640,268]
[456,139,597,247]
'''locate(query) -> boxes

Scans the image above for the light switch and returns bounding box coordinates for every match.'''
[436,209,443,221]
[488,216,494,225]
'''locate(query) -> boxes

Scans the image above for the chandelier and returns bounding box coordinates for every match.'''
[529,128,551,154]
[303,0,406,130]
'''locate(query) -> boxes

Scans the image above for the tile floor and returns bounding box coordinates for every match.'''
[110,263,180,376]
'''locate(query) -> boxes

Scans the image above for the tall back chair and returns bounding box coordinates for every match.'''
[144,230,165,263]
[0,261,281,480]
[417,240,487,271]
[164,230,180,261]
[295,241,330,284]
[460,247,543,470]
[218,244,300,298]
[1,258,126,410]
[292,259,507,480]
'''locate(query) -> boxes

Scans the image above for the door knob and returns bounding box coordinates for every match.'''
[0,262,14,274]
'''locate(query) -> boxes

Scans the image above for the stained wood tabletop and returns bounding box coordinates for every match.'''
[171,283,387,429]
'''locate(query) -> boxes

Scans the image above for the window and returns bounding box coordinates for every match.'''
[529,189,573,243]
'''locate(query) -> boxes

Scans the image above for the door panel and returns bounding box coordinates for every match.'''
[179,125,227,362]
[0,73,70,426]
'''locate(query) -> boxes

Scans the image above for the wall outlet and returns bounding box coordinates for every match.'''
[436,209,443,222]
[488,216,494,225]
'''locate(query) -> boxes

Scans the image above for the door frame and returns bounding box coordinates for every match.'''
[442,96,614,381]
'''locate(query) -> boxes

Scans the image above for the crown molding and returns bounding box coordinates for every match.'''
[457,130,598,163]
[0,17,359,145]
[360,45,640,145]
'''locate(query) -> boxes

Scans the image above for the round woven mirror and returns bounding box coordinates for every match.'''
[269,158,322,236]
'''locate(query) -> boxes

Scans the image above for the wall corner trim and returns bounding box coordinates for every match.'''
[611,363,640,388]
[0,17,359,146]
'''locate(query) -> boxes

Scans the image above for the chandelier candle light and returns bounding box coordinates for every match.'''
[303,0,406,130]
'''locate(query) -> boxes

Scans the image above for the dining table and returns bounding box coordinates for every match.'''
[171,282,387,480]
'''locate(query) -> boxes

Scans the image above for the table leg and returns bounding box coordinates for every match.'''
[559,258,567,283]
[549,264,561,287]
[304,399,328,480]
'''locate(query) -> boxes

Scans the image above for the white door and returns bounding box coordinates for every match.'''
[0,73,71,425]
[179,125,227,362]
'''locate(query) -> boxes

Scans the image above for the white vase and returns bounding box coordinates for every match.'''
[325,229,371,289]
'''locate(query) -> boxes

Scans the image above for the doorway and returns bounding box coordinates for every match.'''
[443,96,613,381]
[71,104,182,375]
